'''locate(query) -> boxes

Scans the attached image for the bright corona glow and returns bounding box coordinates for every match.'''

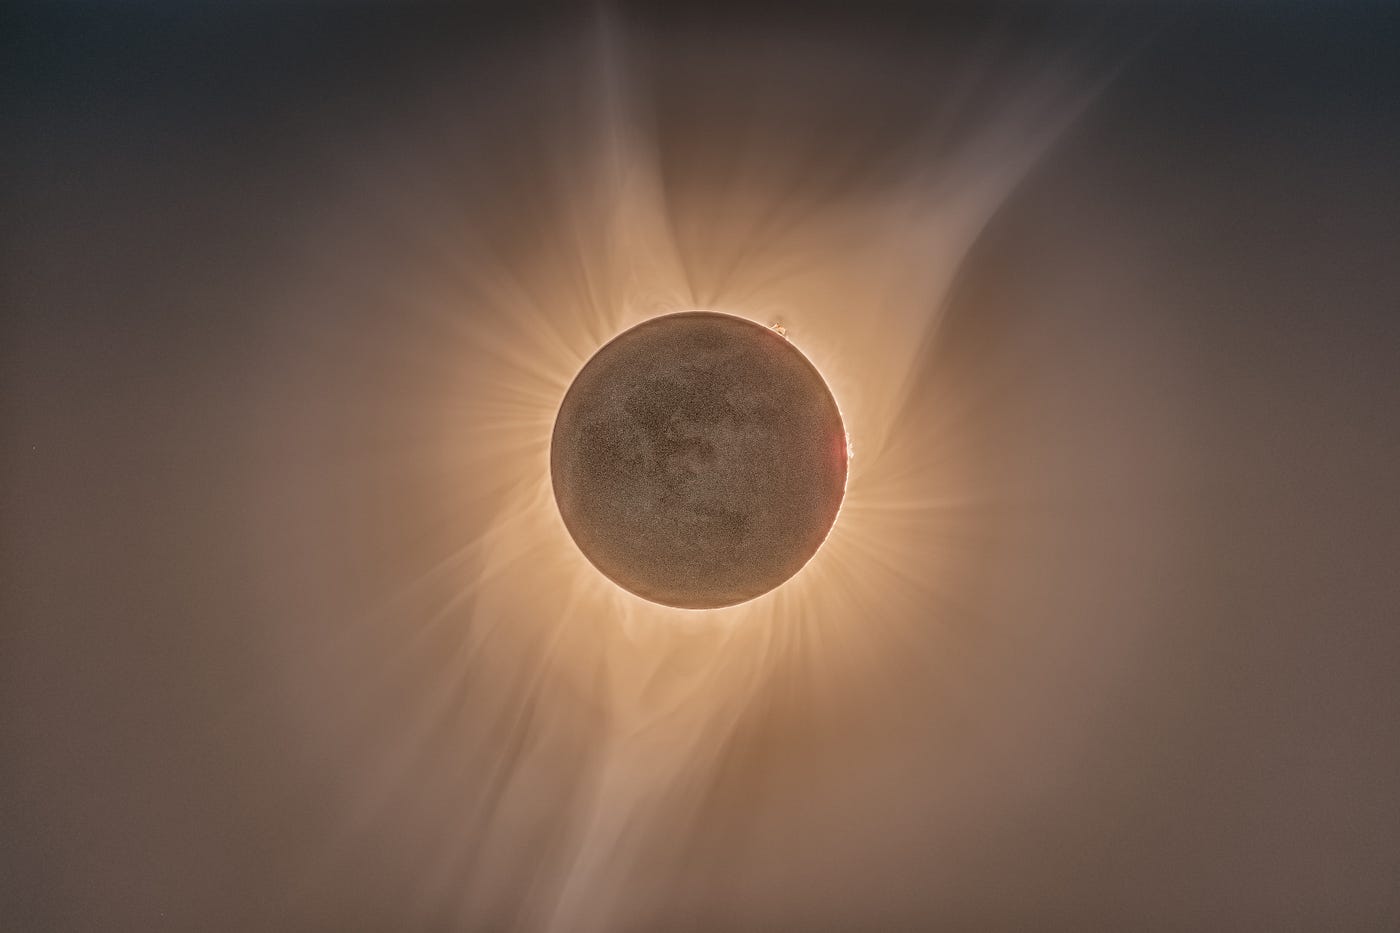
[273,19,1103,929]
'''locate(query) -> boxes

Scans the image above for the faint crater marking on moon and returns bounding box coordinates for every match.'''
[551,312,847,609]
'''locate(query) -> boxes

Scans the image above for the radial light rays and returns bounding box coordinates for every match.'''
[271,12,1117,931]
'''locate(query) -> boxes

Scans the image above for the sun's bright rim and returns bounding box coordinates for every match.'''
[544,309,853,616]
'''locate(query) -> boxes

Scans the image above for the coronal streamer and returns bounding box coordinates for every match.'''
[268,11,1119,931]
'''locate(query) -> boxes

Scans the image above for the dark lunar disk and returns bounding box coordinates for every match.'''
[551,312,848,609]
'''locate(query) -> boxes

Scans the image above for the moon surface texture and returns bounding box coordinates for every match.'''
[551,312,848,609]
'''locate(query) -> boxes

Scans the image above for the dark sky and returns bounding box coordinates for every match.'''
[5,3,1400,931]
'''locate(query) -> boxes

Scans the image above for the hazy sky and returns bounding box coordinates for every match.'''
[5,3,1399,931]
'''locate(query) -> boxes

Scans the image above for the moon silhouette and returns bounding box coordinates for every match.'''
[550,311,847,609]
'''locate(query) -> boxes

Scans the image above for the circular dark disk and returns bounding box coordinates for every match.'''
[551,311,847,609]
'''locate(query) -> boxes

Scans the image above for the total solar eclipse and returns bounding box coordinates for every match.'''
[551,312,848,609]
